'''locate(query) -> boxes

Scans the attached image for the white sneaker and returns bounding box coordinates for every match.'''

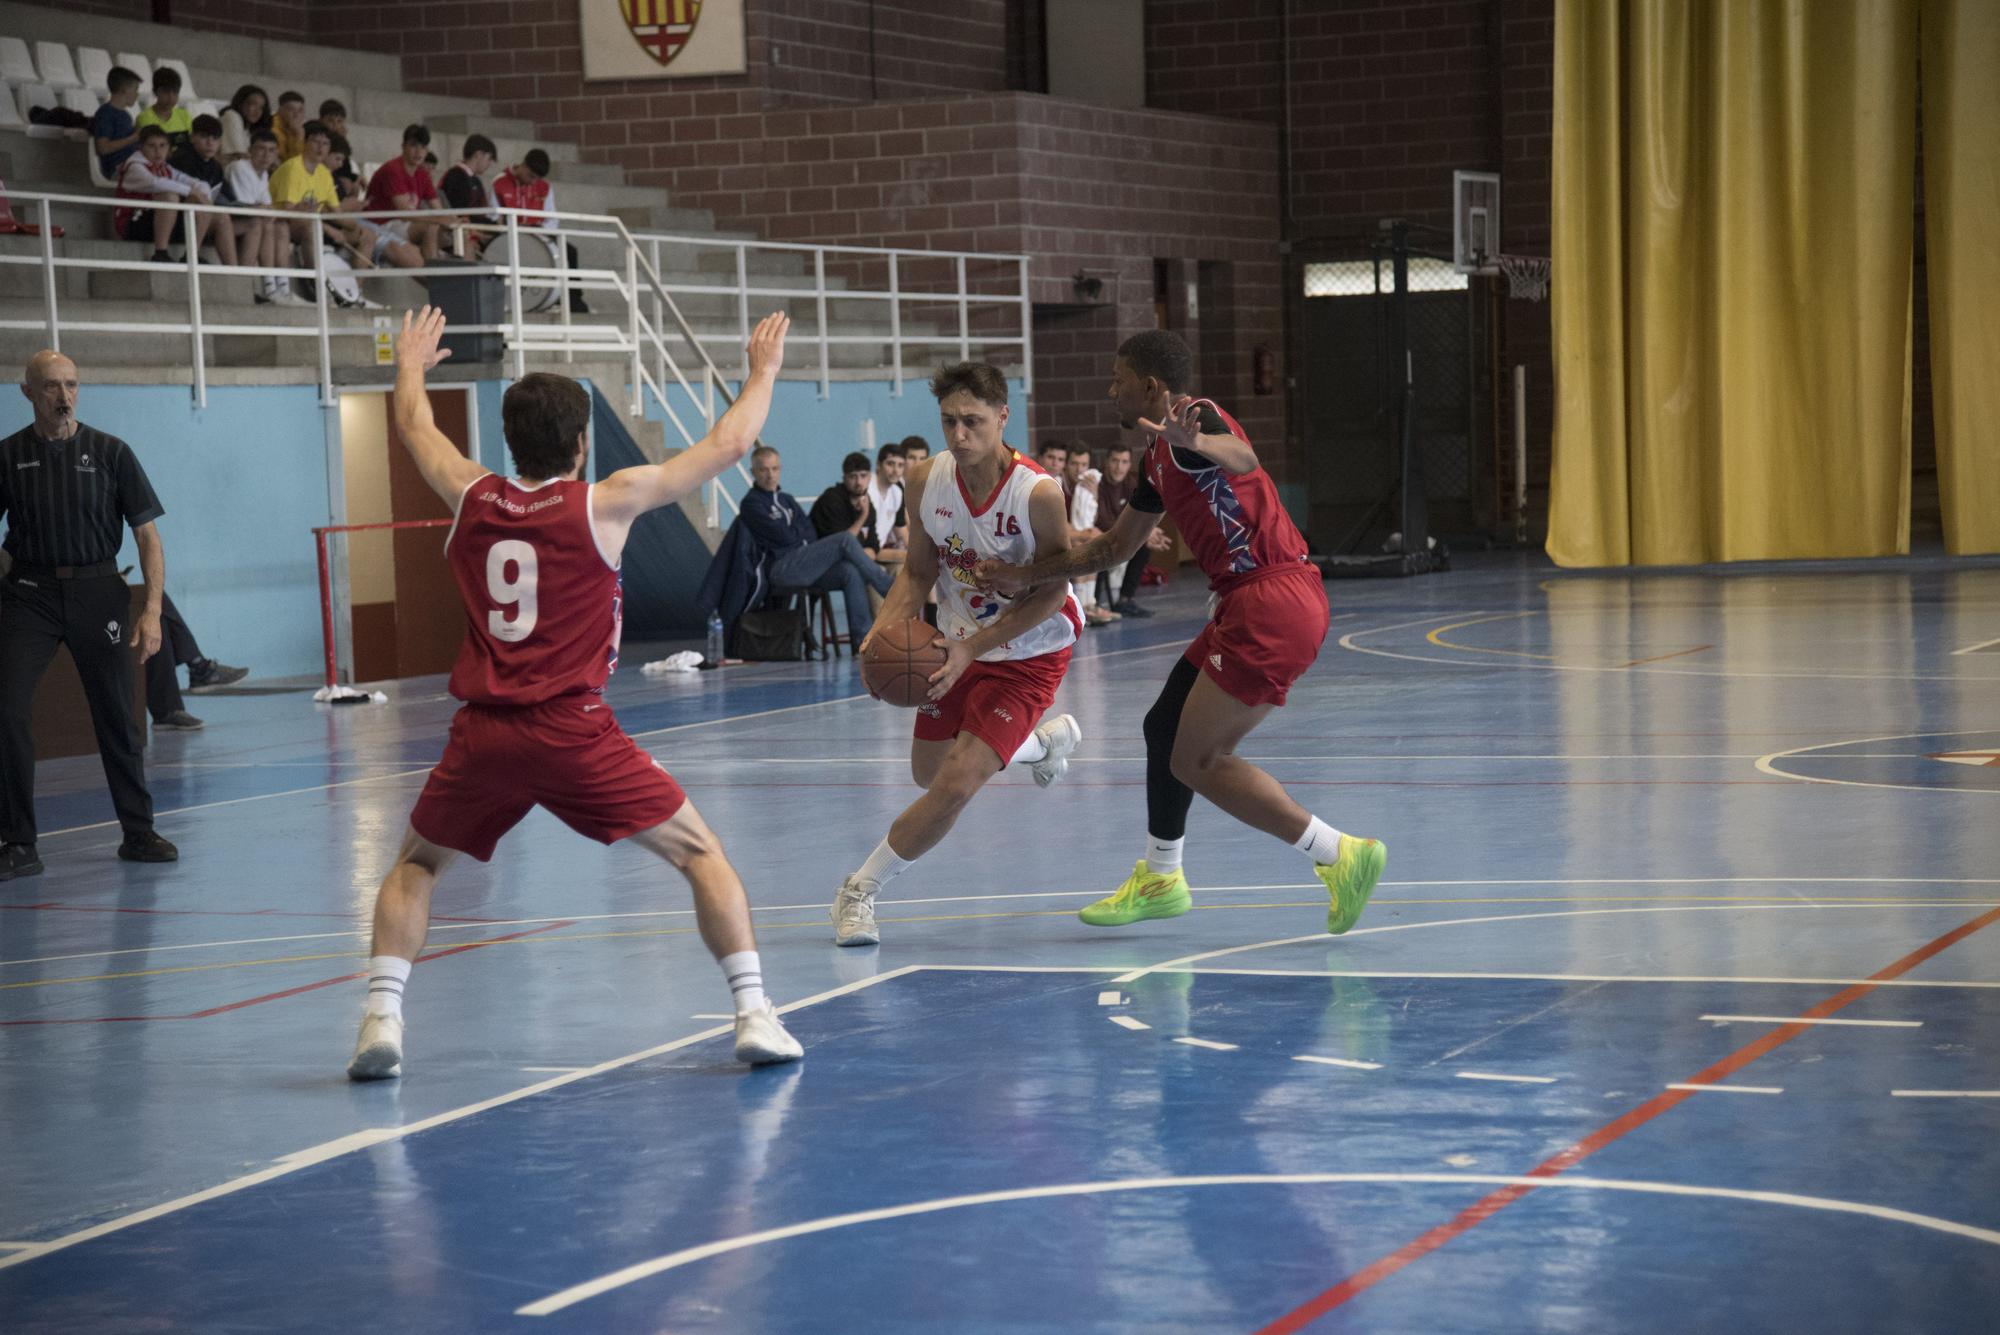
[1028,713,1083,789]
[268,283,311,307]
[734,1001,804,1065]
[831,874,880,947]
[347,1012,404,1080]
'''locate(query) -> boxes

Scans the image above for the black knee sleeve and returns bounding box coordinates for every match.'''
[1142,657,1201,840]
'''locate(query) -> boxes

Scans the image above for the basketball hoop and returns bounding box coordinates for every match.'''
[1496,254,1551,302]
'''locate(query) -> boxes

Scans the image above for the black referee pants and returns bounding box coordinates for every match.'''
[0,572,154,847]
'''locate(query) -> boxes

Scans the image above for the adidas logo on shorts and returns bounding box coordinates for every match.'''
[1210,653,1223,669]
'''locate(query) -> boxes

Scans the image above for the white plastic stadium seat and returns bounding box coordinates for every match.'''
[0,36,40,86]
[75,47,113,97]
[35,41,82,90]
[58,86,96,115]
[87,140,117,187]
[114,52,153,87]
[155,57,195,102]
[0,89,24,132]
[16,84,66,138]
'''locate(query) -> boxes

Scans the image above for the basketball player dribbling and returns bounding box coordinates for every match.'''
[346,307,802,1080]
[978,329,1387,935]
[828,361,1085,947]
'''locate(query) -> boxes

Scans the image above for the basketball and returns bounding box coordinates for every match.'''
[862,619,949,707]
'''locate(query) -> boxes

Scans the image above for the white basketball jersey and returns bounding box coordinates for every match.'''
[920,450,1081,662]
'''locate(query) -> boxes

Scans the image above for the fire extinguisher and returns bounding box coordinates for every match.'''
[1252,343,1276,396]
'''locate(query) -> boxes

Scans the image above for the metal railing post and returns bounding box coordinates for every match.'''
[814,248,830,400]
[888,251,902,396]
[956,254,971,362]
[556,228,573,364]
[185,212,207,409]
[650,237,665,398]
[1018,256,1033,399]
[311,224,332,407]
[37,200,59,352]
[735,243,751,381]
[627,244,641,416]
[506,212,526,380]
[705,362,717,429]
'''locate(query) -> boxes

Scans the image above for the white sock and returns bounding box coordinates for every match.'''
[1009,731,1049,766]
[720,950,767,1016]
[854,838,910,892]
[1145,835,1184,875]
[364,955,412,1019]
[1296,816,1345,865]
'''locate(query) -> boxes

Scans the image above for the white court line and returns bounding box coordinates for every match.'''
[1455,1071,1557,1084]
[690,1014,733,1020]
[0,966,923,1274]
[1668,1082,1783,1095]
[1186,966,2000,990]
[1891,1090,2000,1098]
[1109,1015,1150,1031]
[520,1066,590,1073]
[1172,1037,1238,1051]
[1701,1014,1922,1028]
[1292,1054,1382,1071]
[514,1171,2000,1315]
[1097,991,1124,1006]
[1951,637,2000,656]
[0,1242,33,1251]
[1757,729,2000,796]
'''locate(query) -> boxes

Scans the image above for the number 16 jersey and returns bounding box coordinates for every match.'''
[443,474,623,705]
[920,450,1080,663]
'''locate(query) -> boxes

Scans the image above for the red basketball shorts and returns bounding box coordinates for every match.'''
[913,647,1072,763]
[1185,566,1331,708]
[410,698,686,861]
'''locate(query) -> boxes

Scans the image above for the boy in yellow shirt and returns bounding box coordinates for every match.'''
[134,66,193,154]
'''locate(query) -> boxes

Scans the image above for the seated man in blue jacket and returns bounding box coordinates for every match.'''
[742,445,895,649]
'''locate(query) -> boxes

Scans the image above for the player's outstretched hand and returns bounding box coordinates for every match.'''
[927,635,975,702]
[746,311,790,378]
[396,306,454,373]
[974,559,1029,595]
[1137,394,1201,450]
[1146,528,1175,552]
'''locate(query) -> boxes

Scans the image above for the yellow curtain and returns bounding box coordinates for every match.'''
[1922,0,2000,555]
[1547,1,1917,566]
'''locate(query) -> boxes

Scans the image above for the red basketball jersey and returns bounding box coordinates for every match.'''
[1137,400,1313,593]
[443,475,621,705]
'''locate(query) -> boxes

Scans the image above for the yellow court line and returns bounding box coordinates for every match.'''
[1424,611,1556,661]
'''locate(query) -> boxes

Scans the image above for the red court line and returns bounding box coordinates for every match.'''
[1253,903,2000,1334]
[0,903,510,923]
[0,922,574,1026]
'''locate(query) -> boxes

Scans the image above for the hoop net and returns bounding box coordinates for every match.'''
[1497,254,1551,302]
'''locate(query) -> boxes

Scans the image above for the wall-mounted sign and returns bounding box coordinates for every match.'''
[580,0,747,81]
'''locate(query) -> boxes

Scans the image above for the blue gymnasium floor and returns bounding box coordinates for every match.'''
[3,552,1999,1332]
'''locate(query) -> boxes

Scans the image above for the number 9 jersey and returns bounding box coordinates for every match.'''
[442,474,622,705]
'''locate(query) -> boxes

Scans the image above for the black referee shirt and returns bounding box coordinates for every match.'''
[0,423,165,568]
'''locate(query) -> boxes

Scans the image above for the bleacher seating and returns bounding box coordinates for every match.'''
[33,40,80,90]
[1,36,40,85]
[13,83,64,138]
[113,51,153,85]
[73,46,113,96]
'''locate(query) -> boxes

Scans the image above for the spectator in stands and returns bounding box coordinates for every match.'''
[810,451,877,543]
[135,66,192,155]
[742,446,895,650]
[219,85,270,164]
[493,149,588,313]
[1036,439,1067,481]
[223,130,293,304]
[270,120,341,256]
[115,127,218,266]
[364,124,444,262]
[1063,443,1117,624]
[1096,441,1152,617]
[324,134,363,205]
[167,115,239,267]
[273,91,307,162]
[899,435,930,465]
[317,100,348,139]
[866,441,908,565]
[438,134,498,258]
[91,67,146,181]
[143,591,249,731]
[318,136,419,274]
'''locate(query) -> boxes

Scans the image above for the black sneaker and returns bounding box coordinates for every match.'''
[1111,600,1153,618]
[0,843,43,880]
[187,660,249,691]
[154,711,204,730]
[118,832,179,863]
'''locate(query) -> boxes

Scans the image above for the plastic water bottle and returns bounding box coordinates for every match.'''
[704,611,725,669]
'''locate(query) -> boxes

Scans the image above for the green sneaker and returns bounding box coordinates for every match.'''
[1079,860,1193,927]
[1319,834,1386,935]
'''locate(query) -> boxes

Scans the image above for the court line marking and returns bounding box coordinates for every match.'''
[1293,1055,1382,1071]
[1108,1015,1150,1031]
[1186,967,2000,990]
[1173,1036,1238,1051]
[1951,636,2000,656]
[1253,902,2000,1332]
[519,1066,590,1073]
[1891,1090,2000,1098]
[1455,1072,1556,1084]
[0,965,923,1272]
[1426,611,1553,661]
[1665,1082,1783,1095]
[1097,991,1123,1006]
[1756,729,2000,796]
[512,1171,2000,1317]
[1701,1014,1921,1028]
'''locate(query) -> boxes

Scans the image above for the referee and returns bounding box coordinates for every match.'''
[0,350,178,879]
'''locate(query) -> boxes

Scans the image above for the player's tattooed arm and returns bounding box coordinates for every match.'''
[975,502,1161,596]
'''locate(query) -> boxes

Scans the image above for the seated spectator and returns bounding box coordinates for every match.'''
[272,91,307,162]
[144,590,250,731]
[269,120,344,260]
[317,101,361,199]
[317,99,348,138]
[438,134,498,257]
[222,130,293,304]
[742,446,895,650]
[1063,443,1117,624]
[135,66,192,155]
[493,148,588,313]
[218,85,270,164]
[115,126,218,265]
[167,115,239,267]
[865,441,908,564]
[91,66,145,181]
[1095,441,1153,617]
[810,451,876,543]
[363,125,444,262]
[899,434,930,465]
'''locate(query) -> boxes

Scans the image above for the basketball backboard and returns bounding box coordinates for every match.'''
[1453,170,1501,273]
